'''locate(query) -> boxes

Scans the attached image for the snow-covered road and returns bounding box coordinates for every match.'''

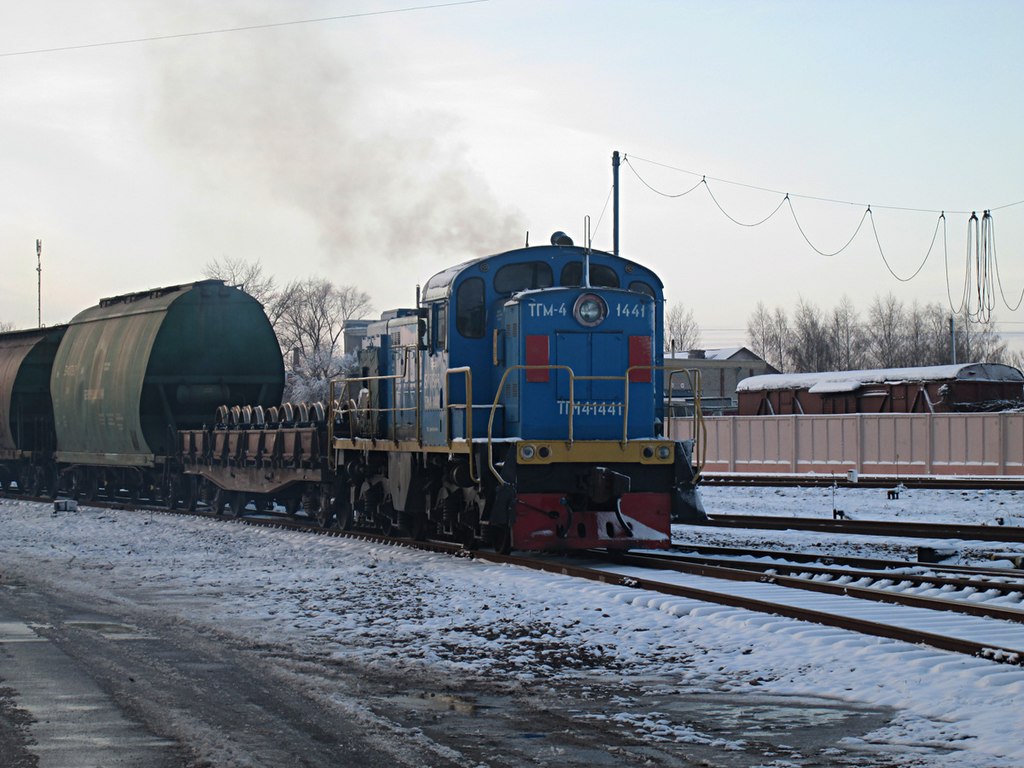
[2,486,1023,766]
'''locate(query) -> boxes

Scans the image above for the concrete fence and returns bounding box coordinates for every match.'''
[669,412,1024,477]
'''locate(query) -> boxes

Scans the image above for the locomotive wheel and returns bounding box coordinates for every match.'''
[335,492,353,531]
[314,487,334,529]
[491,524,513,555]
[403,511,429,541]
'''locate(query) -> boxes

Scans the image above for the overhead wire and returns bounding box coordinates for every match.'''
[0,1,489,58]
[623,154,1024,318]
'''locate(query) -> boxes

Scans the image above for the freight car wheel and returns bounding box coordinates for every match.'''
[17,465,32,495]
[165,475,181,510]
[28,468,41,497]
[45,466,61,501]
[230,492,247,518]
[84,471,99,503]
[211,488,228,515]
[183,476,198,512]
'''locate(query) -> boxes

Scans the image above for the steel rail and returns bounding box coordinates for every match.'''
[657,551,1024,597]
[701,513,1024,543]
[468,551,1024,667]
[671,543,1024,578]
[701,473,1024,491]
[609,552,1024,624]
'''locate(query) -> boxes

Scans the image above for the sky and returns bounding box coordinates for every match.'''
[2,0,1022,353]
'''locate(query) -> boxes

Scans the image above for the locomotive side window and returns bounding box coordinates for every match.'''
[629,280,655,298]
[560,262,620,288]
[494,262,554,294]
[429,301,448,352]
[456,278,486,338]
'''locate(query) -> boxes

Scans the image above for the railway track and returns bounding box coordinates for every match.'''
[12,492,1024,669]
[700,513,1024,543]
[668,543,1024,578]
[701,473,1024,491]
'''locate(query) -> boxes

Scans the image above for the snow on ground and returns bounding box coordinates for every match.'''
[2,487,1024,766]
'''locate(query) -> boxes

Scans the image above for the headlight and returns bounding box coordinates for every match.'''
[573,293,607,327]
[520,444,536,460]
[658,445,672,460]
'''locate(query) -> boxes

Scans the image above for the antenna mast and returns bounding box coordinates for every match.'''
[36,239,42,327]
[612,150,620,257]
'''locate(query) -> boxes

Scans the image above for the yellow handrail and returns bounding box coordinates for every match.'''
[444,366,477,484]
[486,365,576,484]
[666,367,706,480]
[328,346,416,446]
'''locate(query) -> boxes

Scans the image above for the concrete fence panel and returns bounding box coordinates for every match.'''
[674,412,1024,478]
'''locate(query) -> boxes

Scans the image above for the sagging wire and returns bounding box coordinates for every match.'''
[786,197,870,257]
[591,184,614,242]
[952,212,1024,323]
[624,154,1024,316]
[872,209,944,282]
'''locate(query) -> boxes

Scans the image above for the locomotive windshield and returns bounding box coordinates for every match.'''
[559,262,620,288]
[493,262,554,294]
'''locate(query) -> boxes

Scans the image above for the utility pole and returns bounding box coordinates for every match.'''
[949,315,956,365]
[36,239,42,328]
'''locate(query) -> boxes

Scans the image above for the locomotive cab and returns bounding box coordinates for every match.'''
[500,285,657,441]
[327,234,704,552]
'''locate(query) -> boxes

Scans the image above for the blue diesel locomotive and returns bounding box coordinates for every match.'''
[325,231,705,551]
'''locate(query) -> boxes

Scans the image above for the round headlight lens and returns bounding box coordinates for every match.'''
[520,444,536,460]
[658,445,672,460]
[574,294,607,327]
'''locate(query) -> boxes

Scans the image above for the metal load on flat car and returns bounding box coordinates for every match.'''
[172,234,705,550]
[0,280,285,502]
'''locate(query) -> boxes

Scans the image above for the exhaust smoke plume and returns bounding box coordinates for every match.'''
[150,22,522,269]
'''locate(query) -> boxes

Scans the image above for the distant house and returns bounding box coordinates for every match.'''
[665,347,778,415]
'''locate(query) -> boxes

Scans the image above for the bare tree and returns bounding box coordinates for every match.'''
[203,256,277,307]
[745,302,790,372]
[665,303,701,353]
[827,296,866,370]
[746,302,772,363]
[0,320,15,332]
[787,297,831,372]
[865,294,908,368]
[276,278,372,400]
